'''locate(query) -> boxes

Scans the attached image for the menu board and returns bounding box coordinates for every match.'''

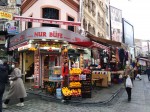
[34,49,40,88]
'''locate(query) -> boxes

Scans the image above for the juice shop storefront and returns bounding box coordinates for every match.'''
[9,27,92,89]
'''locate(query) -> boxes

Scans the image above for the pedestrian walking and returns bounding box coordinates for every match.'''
[0,60,8,112]
[146,66,150,81]
[2,62,27,109]
[124,65,134,84]
[125,75,133,101]
[133,66,138,80]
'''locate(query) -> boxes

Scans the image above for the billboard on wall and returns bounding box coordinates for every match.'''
[122,18,134,46]
[110,6,122,42]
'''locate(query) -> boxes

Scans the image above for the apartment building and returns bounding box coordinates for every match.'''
[82,0,106,38]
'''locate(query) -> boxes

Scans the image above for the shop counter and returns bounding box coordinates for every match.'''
[92,71,111,87]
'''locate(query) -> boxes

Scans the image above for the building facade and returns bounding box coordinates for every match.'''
[21,0,79,32]
[82,0,106,38]
[105,0,110,40]
[0,0,21,61]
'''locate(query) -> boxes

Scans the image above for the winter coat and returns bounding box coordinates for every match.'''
[0,64,8,96]
[0,64,8,86]
[6,68,27,99]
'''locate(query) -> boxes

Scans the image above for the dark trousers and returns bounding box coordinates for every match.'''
[126,87,132,101]
[148,74,150,81]
[4,98,24,104]
[63,76,68,87]
[0,86,5,112]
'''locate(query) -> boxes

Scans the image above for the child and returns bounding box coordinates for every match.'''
[136,74,142,80]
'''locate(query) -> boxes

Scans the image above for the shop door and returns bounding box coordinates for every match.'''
[41,54,60,81]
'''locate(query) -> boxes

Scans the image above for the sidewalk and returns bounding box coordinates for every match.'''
[26,82,124,104]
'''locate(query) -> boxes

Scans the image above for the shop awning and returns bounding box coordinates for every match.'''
[86,32,122,47]
[69,41,93,47]
[139,58,150,62]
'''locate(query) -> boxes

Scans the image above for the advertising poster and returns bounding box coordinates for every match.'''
[110,6,122,42]
[123,19,134,46]
[34,49,40,88]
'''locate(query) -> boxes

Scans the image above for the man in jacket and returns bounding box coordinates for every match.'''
[0,60,8,112]
[146,67,150,81]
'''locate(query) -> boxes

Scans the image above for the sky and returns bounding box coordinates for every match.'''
[110,0,150,41]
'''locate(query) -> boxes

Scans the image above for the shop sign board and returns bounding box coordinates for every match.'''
[9,27,90,48]
[7,26,19,34]
[13,16,81,26]
[0,11,13,20]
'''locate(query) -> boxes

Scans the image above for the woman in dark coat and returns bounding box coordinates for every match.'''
[0,61,8,112]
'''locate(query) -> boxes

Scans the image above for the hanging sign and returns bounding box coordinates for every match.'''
[13,16,81,26]
[0,11,13,20]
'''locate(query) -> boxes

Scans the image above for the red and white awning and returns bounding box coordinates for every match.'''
[9,41,28,51]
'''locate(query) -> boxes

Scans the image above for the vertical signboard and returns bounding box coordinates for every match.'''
[34,49,40,88]
[123,19,134,46]
[110,6,122,42]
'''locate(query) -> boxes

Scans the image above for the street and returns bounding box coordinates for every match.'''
[3,74,150,112]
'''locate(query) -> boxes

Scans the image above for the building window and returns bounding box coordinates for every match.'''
[106,23,109,36]
[28,15,32,28]
[68,16,74,32]
[106,5,108,18]
[102,18,104,28]
[83,18,87,30]
[92,1,96,17]
[42,8,59,27]
[92,27,95,35]
[97,32,101,37]
[88,0,92,13]
[97,12,100,24]
[88,23,91,33]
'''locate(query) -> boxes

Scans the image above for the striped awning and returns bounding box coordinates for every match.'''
[9,41,28,51]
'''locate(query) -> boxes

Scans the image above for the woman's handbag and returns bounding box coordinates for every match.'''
[126,76,133,88]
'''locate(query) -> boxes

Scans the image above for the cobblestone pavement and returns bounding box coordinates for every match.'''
[2,75,150,112]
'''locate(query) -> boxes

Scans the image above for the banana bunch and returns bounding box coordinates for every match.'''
[62,87,72,96]
[69,82,81,88]
[70,68,82,75]
[28,47,37,51]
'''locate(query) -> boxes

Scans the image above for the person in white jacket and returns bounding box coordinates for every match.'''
[125,75,133,101]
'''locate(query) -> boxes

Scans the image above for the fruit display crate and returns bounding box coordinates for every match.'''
[81,73,92,98]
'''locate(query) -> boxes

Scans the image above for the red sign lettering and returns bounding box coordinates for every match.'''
[49,31,62,38]
[34,32,47,37]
